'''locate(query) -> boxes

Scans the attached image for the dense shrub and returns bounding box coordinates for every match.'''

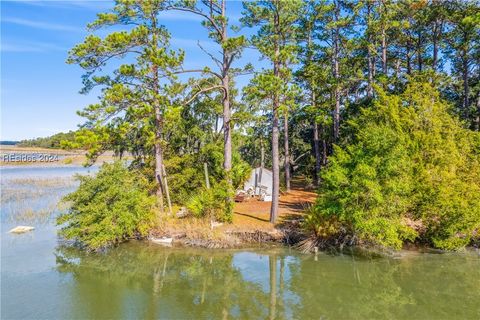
[186,180,234,223]
[57,161,156,251]
[306,82,480,250]
[166,141,251,213]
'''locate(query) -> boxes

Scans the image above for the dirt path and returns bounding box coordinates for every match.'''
[231,188,317,232]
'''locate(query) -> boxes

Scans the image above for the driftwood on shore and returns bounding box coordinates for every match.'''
[9,226,35,234]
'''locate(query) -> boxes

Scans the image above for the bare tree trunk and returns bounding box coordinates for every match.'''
[406,41,412,75]
[432,21,440,70]
[221,0,232,176]
[381,26,387,75]
[283,112,290,192]
[321,125,328,164]
[217,0,235,216]
[271,107,280,223]
[222,74,232,173]
[313,122,321,186]
[432,41,438,71]
[270,10,281,224]
[261,140,265,169]
[367,54,374,98]
[367,1,374,98]
[322,136,328,166]
[417,31,423,72]
[463,53,470,121]
[204,162,210,189]
[333,41,340,142]
[152,17,165,213]
[154,112,165,213]
[162,164,172,215]
[259,140,265,185]
[332,1,341,142]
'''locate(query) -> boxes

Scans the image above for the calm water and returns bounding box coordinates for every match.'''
[1,166,479,319]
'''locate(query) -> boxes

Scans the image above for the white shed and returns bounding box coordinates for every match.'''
[244,167,273,199]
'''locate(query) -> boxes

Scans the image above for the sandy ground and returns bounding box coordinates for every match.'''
[231,188,317,231]
[153,181,318,246]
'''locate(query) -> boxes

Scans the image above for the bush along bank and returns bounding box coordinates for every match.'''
[303,82,480,252]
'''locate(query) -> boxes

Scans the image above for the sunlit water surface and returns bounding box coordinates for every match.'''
[1,166,479,319]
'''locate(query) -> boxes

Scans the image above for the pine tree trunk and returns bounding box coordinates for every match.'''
[259,141,265,186]
[221,0,232,176]
[406,41,412,75]
[154,110,165,213]
[271,104,280,223]
[219,0,234,214]
[283,112,290,192]
[463,52,470,121]
[332,1,340,142]
[382,27,387,75]
[432,20,440,70]
[367,54,374,98]
[261,140,265,169]
[417,32,423,71]
[322,135,328,166]
[313,122,321,186]
[333,46,340,142]
[270,34,280,223]
[269,6,282,224]
[222,73,232,173]
[366,2,374,98]
[162,164,172,215]
[151,18,166,213]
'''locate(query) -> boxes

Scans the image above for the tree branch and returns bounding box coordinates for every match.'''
[161,68,222,80]
[197,41,222,69]
[165,6,223,39]
[183,85,225,105]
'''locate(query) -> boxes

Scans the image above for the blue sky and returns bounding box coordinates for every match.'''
[1,0,260,140]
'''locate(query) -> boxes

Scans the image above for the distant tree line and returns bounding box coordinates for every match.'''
[0,141,19,146]
[18,131,77,149]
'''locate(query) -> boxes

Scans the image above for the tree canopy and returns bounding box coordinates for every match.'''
[63,0,479,250]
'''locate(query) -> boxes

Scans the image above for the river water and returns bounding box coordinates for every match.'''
[1,166,479,319]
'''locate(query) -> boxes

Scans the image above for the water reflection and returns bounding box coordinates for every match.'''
[55,244,280,319]
[288,250,480,319]
[4,165,478,319]
[54,243,480,320]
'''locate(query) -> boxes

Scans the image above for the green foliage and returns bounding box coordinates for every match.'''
[57,161,156,251]
[307,82,480,250]
[167,141,250,212]
[231,155,251,190]
[186,180,234,223]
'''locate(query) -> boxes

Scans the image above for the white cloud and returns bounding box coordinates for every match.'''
[2,17,81,32]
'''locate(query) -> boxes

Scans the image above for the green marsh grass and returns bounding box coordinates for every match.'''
[1,176,76,225]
